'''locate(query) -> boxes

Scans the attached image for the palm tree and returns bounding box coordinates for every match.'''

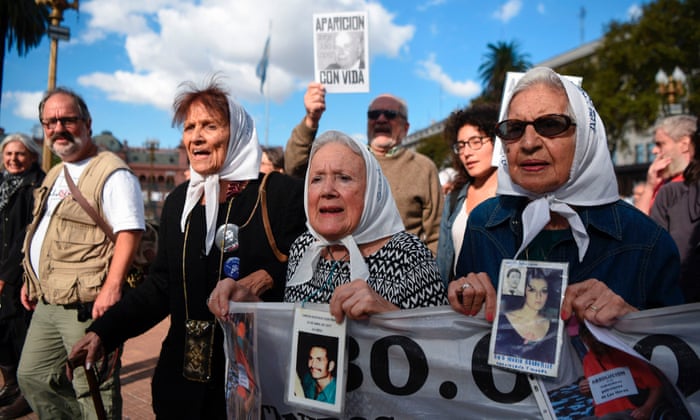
[476,41,531,104]
[0,0,49,115]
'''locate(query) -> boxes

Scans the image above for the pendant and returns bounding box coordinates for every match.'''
[215,223,239,252]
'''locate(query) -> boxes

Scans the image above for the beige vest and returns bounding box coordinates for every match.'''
[22,152,131,304]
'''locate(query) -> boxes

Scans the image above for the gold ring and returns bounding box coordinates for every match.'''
[588,304,599,312]
[461,283,472,291]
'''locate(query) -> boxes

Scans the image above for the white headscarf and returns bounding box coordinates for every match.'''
[180,97,261,255]
[287,131,405,287]
[496,67,619,262]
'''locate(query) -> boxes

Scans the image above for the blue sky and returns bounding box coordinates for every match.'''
[1,0,645,151]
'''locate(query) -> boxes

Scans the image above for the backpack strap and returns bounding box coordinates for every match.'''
[63,166,116,242]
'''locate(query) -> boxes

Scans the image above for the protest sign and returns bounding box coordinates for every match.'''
[313,11,369,93]
[222,303,700,419]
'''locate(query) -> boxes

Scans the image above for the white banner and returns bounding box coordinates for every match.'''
[222,303,700,419]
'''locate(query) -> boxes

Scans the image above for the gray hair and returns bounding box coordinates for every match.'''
[507,67,575,119]
[38,86,92,123]
[1,132,42,158]
[310,130,365,162]
[654,114,697,141]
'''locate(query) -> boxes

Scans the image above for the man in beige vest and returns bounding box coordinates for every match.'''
[17,87,144,419]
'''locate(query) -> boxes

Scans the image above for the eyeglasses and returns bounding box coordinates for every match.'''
[40,116,84,130]
[495,114,576,142]
[452,136,491,153]
[367,109,405,121]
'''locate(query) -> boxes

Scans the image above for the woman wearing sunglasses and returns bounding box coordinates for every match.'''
[448,67,683,327]
[436,103,499,286]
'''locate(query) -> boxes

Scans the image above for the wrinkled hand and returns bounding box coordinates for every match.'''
[646,155,671,189]
[67,332,105,381]
[447,273,497,321]
[561,279,637,326]
[303,82,326,129]
[630,407,652,420]
[329,279,399,323]
[207,277,261,320]
[92,284,122,319]
[20,283,36,311]
[237,269,273,296]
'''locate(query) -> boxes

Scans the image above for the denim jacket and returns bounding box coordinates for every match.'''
[456,195,684,309]
[437,183,468,286]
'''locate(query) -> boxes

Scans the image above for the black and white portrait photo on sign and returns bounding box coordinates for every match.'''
[489,259,568,377]
[286,305,346,415]
[313,11,369,93]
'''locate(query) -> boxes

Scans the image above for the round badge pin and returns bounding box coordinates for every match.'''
[215,223,239,252]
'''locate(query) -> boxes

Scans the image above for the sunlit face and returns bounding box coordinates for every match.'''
[334,32,362,69]
[505,84,575,194]
[525,278,548,311]
[3,141,37,175]
[307,142,366,242]
[456,124,496,180]
[367,96,409,153]
[308,346,334,381]
[652,128,689,178]
[41,93,93,163]
[182,101,230,176]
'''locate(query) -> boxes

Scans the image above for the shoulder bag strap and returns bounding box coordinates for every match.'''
[63,165,116,243]
[259,172,288,263]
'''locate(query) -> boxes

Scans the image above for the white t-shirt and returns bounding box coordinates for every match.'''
[29,157,145,276]
[450,200,469,273]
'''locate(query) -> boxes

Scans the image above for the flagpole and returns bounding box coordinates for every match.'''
[265,80,270,146]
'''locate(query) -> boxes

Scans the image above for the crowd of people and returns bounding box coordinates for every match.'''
[0,65,695,419]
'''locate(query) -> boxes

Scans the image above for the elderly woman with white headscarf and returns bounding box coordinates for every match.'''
[448,67,683,327]
[69,77,306,419]
[209,130,446,323]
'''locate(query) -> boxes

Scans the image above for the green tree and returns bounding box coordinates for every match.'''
[570,0,700,154]
[474,41,531,104]
[0,0,48,115]
[416,131,451,170]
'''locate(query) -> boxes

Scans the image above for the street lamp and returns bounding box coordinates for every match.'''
[36,0,80,172]
[655,66,687,115]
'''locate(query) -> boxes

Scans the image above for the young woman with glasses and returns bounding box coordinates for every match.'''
[436,103,499,286]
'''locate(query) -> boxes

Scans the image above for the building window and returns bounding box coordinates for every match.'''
[646,143,655,163]
[635,144,645,164]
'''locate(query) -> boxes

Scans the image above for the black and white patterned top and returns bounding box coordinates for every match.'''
[284,231,447,308]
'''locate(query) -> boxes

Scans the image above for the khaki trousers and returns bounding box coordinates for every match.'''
[17,301,122,420]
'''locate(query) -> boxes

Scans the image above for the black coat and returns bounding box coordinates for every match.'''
[0,163,45,322]
[89,172,305,419]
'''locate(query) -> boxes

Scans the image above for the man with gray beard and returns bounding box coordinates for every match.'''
[17,87,144,419]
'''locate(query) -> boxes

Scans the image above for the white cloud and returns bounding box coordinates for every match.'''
[74,0,414,109]
[537,3,545,15]
[2,91,44,120]
[627,4,642,21]
[492,0,522,23]
[416,54,481,98]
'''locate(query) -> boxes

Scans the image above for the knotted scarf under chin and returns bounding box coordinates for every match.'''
[515,195,589,262]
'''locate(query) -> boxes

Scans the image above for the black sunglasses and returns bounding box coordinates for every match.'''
[495,114,576,142]
[367,109,405,120]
